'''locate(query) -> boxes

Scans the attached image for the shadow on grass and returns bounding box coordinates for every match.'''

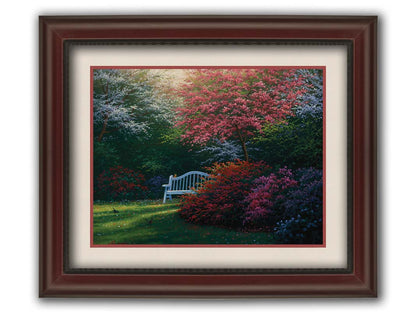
[93,200,276,245]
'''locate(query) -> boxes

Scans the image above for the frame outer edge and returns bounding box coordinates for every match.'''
[39,15,378,298]
[366,16,377,297]
[39,16,65,297]
[352,16,377,297]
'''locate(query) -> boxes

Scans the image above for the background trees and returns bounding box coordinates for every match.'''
[93,68,323,203]
[93,69,207,199]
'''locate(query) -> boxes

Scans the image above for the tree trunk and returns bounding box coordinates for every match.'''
[96,82,109,143]
[240,140,249,162]
[235,126,249,161]
[96,114,109,142]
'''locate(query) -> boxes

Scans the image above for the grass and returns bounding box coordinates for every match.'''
[93,200,276,245]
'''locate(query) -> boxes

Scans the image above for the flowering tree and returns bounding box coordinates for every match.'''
[93,69,175,142]
[176,69,307,161]
[294,69,323,119]
[93,69,184,181]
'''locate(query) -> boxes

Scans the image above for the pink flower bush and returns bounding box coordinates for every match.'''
[242,168,297,229]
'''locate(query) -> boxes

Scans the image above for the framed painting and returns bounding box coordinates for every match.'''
[39,15,377,297]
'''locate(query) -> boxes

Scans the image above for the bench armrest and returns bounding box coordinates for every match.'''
[162,184,170,188]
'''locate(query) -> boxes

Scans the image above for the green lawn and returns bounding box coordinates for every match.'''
[93,200,276,245]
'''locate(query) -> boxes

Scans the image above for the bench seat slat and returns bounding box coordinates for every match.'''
[166,190,195,195]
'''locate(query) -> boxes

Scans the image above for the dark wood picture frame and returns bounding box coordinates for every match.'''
[39,15,377,298]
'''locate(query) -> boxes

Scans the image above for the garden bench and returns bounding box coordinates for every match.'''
[162,171,210,203]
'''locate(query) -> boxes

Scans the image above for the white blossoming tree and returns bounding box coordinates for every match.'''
[93,69,175,142]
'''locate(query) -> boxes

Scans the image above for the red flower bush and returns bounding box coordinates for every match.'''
[95,166,148,201]
[179,160,271,228]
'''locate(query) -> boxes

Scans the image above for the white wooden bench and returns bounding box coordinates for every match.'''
[162,171,210,203]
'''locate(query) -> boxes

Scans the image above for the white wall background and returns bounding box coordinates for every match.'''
[0,0,410,310]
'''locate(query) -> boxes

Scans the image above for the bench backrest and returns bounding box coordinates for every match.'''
[168,171,210,191]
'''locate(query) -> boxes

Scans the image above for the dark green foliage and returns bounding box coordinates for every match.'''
[93,141,120,177]
[93,124,210,200]
[251,115,323,170]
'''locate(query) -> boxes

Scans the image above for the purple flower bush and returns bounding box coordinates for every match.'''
[274,208,322,244]
[274,168,323,244]
[283,168,323,217]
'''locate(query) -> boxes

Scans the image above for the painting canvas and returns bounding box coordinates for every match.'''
[92,66,325,246]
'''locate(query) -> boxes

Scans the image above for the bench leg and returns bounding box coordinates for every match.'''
[163,189,167,204]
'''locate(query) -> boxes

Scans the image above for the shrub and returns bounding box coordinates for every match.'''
[179,162,323,244]
[179,160,271,228]
[283,168,323,217]
[274,209,323,244]
[145,175,165,199]
[274,168,323,244]
[95,166,148,201]
[242,168,297,230]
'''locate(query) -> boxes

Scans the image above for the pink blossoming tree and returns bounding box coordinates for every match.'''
[176,68,307,161]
